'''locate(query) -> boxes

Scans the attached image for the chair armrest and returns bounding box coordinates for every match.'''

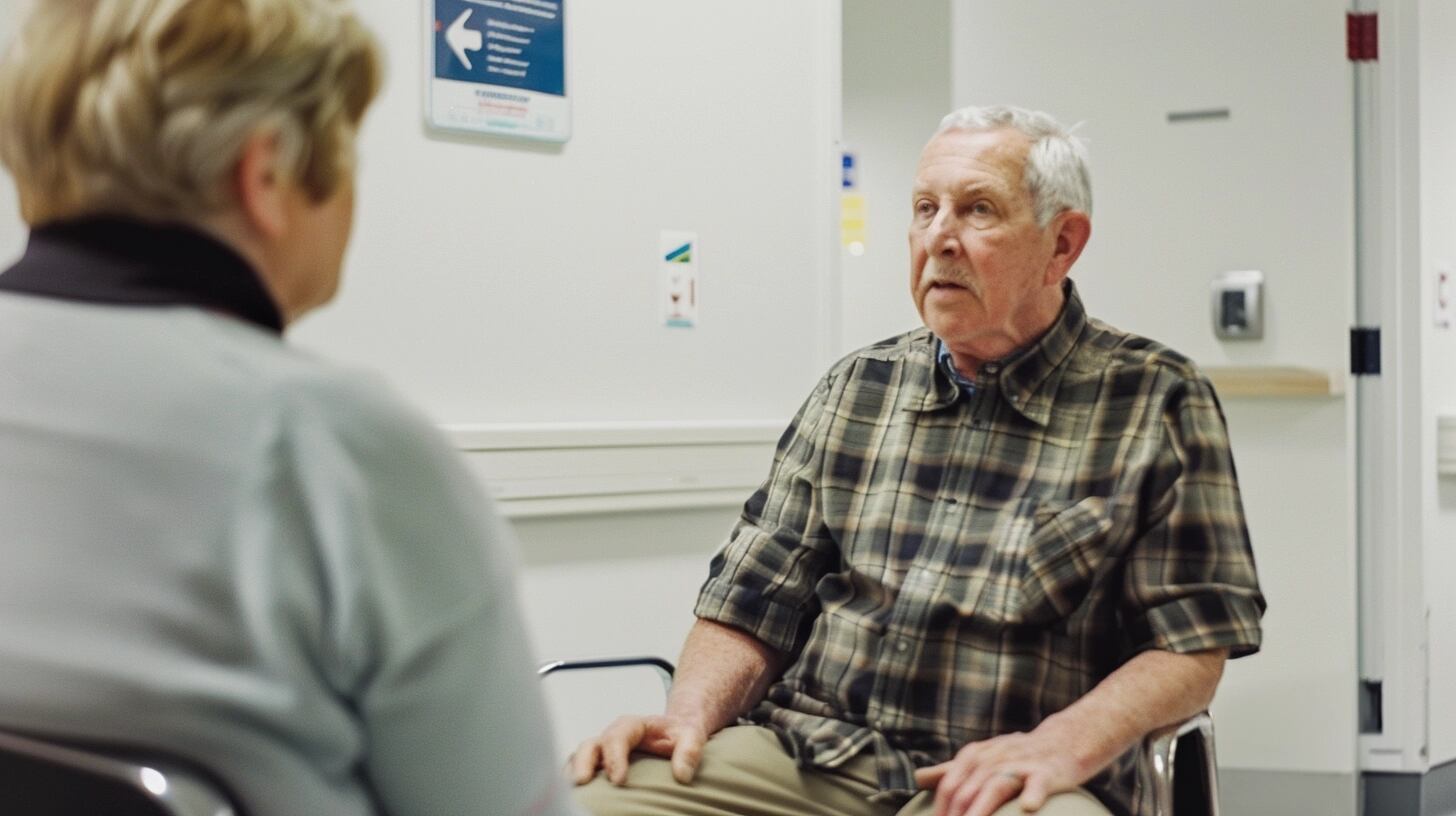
[1139,711,1219,816]
[538,656,675,698]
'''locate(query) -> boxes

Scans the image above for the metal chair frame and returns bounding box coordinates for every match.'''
[1139,711,1220,816]
[0,728,240,816]
[541,656,1221,816]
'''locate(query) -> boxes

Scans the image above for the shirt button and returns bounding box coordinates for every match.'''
[1009,394,1020,404]
[896,640,910,652]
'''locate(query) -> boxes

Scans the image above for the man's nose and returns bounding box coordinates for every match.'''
[926,210,959,257]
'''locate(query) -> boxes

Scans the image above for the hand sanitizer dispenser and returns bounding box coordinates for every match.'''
[1212,270,1264,340]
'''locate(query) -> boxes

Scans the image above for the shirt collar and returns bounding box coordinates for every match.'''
[915,279,1088,426]
[0,216,283,334]
[936,340,978,395]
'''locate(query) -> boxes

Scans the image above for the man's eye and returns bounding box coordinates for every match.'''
[970,201,994,216]
[914,201,936,217]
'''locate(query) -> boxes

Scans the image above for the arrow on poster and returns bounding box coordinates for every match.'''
[446,9,483,69]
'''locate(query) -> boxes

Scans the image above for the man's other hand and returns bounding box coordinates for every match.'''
[569,714,709,787]
[913,728,1086,816]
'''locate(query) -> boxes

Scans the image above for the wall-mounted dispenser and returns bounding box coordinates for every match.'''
[1212,270,1264,340]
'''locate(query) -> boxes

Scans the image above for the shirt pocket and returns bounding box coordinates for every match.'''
[976,496,1114,627]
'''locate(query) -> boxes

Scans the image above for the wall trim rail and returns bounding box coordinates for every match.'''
[443,421,785,518]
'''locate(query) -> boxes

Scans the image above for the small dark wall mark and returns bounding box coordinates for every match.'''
[1167,108,1232,124]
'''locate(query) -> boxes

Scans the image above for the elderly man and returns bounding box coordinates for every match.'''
[0,1,579,814]
[573,106,1265,816]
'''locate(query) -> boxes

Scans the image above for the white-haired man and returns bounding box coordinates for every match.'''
[572,107,1265,816]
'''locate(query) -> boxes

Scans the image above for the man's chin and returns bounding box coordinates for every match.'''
[919,287,976,322]
[922,310,978,341]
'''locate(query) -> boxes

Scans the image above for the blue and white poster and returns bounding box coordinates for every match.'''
[425,0,569,142]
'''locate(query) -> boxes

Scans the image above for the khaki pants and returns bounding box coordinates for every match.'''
[576,725,1112,816]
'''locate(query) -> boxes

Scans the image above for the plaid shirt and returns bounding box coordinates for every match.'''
[694,281,1265,816]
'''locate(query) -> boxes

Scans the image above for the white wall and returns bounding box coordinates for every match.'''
[302,0,838,426]
[1419,0,1456,768]
[0,0,842,426]
[839,0,946,352]
[948,0,1359,784]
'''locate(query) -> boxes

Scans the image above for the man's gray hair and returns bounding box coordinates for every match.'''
[937,105,1091,227]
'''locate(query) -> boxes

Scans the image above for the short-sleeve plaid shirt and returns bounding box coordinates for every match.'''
[694,281,1265,816]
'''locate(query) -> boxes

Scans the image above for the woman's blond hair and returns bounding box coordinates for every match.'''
[0,0,383,225]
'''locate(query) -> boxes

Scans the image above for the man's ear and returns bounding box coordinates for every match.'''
[1044,210,1091,286]
[233,131,289,239]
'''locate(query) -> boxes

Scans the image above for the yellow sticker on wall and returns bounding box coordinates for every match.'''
[841,192,866,256]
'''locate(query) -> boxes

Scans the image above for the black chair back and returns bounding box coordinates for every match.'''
[0,729,241,816]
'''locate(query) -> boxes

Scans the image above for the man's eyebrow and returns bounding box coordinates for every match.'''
[910,180,1007,198]
[955,181,1006,197]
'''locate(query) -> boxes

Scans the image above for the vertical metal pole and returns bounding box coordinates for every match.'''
[1354,0,1432,779]
[1351,0,1386,727]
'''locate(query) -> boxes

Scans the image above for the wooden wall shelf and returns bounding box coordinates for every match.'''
[1203,366,1341,398]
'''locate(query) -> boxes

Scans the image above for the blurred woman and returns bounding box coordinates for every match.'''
[0,1,579,813]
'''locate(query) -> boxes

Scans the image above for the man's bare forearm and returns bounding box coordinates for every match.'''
[1035,648,1227,779]
[664,619,785,735]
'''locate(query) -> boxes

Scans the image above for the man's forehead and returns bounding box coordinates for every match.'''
[913,127,1030,190]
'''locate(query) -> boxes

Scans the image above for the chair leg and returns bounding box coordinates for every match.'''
[1193,715,1220,816]
[1142,725,1178,816]
[1140,712,1220,816]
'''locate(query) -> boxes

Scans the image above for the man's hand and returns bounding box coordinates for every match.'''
[567,620,785,790]
[569,714,709,787]
[913,728,1087,816]
[913,648,1229,816]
